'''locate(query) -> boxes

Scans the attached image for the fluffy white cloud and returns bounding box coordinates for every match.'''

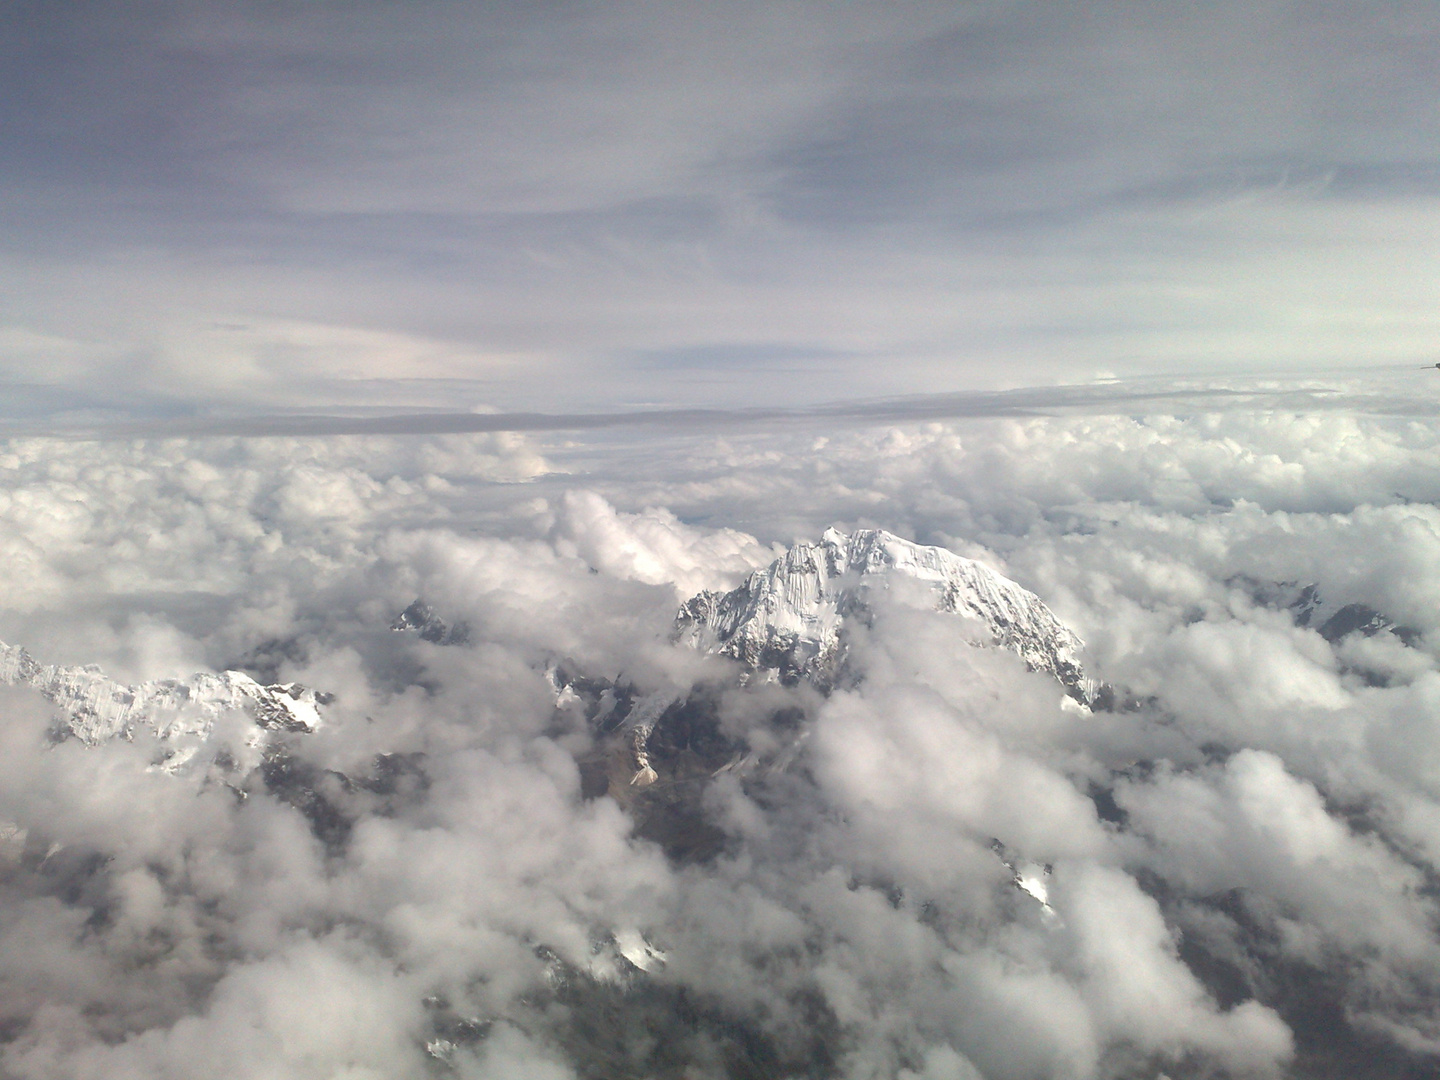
[0,400,1438,1076]
[552,489,779,597]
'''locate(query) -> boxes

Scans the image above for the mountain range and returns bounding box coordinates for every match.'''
[0,641,326,760]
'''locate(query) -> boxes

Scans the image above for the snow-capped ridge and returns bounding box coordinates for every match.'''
[0,640,327,746]
[677,527,1097,701]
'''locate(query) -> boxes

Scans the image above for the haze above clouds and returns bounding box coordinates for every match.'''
[2,0,1439,419]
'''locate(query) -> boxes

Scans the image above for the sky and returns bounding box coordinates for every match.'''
[3,0,1439,420]
[4,6,1440,1079]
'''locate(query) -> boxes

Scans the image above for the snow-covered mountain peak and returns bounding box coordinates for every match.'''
[0,641,327,749]
[677,528,1096,701]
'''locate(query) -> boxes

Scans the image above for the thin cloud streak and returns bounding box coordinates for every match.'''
[25,371,1440,440]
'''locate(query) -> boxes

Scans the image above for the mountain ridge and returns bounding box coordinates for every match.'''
[676,526,1098,702]
[0,641,327,754]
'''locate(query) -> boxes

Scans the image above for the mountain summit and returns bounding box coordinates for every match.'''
[0,642,327,752]
[676,527,1096,701]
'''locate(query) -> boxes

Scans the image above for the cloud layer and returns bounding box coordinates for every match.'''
[0,396,1438,1077]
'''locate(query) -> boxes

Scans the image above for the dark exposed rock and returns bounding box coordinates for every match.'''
[256,749,432,855]
[392,600,472,646]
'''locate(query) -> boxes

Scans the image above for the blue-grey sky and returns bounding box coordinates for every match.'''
[2,0,1438,418]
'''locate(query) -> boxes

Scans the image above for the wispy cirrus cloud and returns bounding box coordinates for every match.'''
[2,2,1438,415]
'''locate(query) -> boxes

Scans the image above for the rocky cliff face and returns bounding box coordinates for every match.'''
[390,599,471,645]
[676,527,1097,702]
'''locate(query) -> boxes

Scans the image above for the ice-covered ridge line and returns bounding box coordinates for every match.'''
[0,641,326,745]
[677,527,1096,701]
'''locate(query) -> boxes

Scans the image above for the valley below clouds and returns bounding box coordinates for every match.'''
[1,391,1439,1079]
